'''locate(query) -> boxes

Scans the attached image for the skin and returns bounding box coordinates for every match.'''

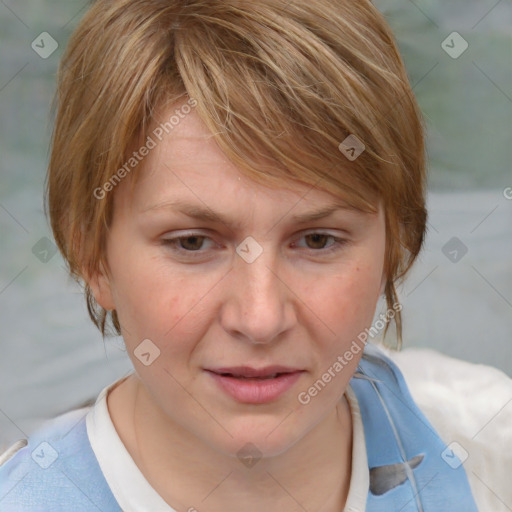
[87,103,387,512]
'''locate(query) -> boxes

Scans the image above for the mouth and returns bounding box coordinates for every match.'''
[205,365,304,379]
[204,366,305,404]
[210,372,296,381]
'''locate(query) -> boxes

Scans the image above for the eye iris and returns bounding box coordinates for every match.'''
[307,233,329,249]
[181,236,204,251]
[169,233,339,254]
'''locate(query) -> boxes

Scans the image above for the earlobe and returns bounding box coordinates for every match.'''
[86,262,116,311]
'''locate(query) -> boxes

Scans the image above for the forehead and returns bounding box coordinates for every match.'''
[156,101,215,140]
[117,101,381,219]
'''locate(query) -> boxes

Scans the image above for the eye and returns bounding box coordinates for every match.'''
[294,232,348,254]
[160,231,348,259]
[161,234,213,255]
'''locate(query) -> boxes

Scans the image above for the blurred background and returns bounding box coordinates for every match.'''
[0,0,511,451]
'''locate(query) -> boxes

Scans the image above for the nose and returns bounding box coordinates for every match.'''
[220,243,296,345]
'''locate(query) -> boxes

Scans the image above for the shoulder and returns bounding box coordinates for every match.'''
[0,407,120,511]
[0,406,90,471]
[379,344,512,510]
[378,345,512,441]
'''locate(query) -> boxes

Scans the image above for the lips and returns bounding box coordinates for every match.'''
[205,367,305,404]
[206,365,302,379]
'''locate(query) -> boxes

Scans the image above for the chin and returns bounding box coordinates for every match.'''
[206,417,305,462]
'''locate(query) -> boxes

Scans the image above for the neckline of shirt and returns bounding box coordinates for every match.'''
[86,373,369,512]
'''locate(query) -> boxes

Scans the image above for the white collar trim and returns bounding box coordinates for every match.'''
[86,375,368,512]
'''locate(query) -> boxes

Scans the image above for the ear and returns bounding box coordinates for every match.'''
[86,262,116,311]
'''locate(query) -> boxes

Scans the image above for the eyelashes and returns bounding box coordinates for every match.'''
[160,231,349,259]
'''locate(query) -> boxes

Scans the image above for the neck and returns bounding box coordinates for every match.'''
[108,373,353,512]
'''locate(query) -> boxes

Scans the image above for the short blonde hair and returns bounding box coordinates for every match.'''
[46,0,427,346]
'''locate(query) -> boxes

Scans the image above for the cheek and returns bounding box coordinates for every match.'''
[109,252,213,357]
[314,261,382,358]
[297,262,381,406]
[326,262,381,325]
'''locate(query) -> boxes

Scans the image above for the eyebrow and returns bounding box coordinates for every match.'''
[141,198,361,227]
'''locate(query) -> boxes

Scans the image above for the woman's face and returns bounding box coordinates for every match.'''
[89,103,386,460]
